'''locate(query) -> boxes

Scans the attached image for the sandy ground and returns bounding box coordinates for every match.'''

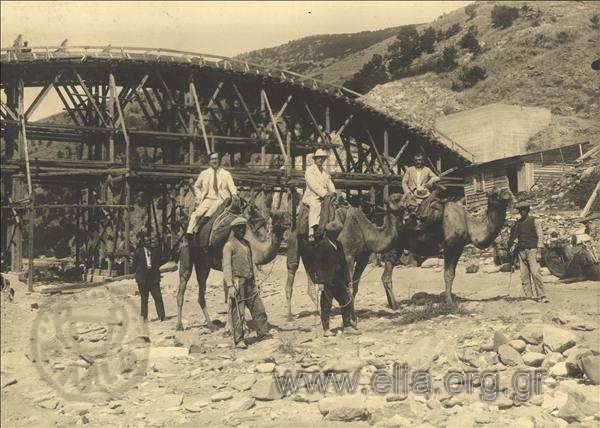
[1,255,599,427]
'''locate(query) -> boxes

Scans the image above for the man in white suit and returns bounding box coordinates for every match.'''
[303,148,336,241]
[185,152,237,241]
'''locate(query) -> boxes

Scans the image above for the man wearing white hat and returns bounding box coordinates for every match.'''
[185,151,238,243]
[303,148,336,240]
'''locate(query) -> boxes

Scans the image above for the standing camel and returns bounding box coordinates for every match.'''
[382,187,514,306]
[285,193,404,320]
[176,206,286,331]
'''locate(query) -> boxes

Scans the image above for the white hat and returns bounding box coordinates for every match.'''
[230,217,248,228]
[313,148,329,158]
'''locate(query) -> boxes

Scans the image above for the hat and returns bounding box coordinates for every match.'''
[313,148,329,158]
[230,217,248,228]
[515,201,531,210]
[324,220,343,233]
[414,187,431,199]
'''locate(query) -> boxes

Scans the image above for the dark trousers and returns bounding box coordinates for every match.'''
[320,281,355,330]
[228,276,268,344]
[137,280,165,321]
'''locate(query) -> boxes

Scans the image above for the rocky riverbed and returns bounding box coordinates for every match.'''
[2,256,599,427]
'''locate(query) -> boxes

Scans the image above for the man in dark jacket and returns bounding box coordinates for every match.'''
[134,233,166,321]
[315,220,359,336]
[508,202,548,302]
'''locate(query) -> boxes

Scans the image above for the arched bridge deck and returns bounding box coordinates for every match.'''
[0,45,471,282]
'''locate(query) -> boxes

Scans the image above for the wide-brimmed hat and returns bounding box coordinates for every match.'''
[313,148,329,158]
[230,217,248,228]
[515,201,531,210]
[325,220,343,233]
[414,187,431,199]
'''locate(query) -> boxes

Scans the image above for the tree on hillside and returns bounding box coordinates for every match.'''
[387,26,422,77]
[459,26,481,54]
[439,47,458,72]
[420,27,437,54]
[465,4,477,20]
[343,54,388,94]
[444,23,462,39]
[453,65,487,91]
[491,5,519,29]
[591,14,600,30]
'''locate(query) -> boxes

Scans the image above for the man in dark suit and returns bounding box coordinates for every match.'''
[134,232,165,321]
[315,220,359,336]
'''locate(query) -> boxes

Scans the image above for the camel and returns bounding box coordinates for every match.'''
[381,187,514,306]
[285,193,404,320]
[176,201,287,331]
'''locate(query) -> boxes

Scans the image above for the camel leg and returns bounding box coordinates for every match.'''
[381,257,398,310]
[176,244,193,331]
[305,271,317,307]
[350,254,369,298]
[195,257,213,327]
[285,259,299,321]
[443,245,464,306]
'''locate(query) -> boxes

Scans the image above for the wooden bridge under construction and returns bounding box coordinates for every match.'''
[0,44,471,288]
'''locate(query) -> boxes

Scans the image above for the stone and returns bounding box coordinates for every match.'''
[252,377,284,401]
[579,355,600,385]
[377,414,413,427]
[227,397,255,413]
[570,320,596,331]
[0,376,17,389]
[318,396,368,421]
[542,352,564,370]
[420,258,439,269]
[189,344,205,354]
[498,344,524,366]
[255,362,276,373]
[446,413,475,427]
[542,391,568,412]
[37,399,59,410]
[229,374,256,391]
[508,339,526,353]
[549,362,569,377]
[522,352,545,367]
[480,341,494,352]
[211,390,233,402]
[493,331,509,351]
[162,394,184,407]
[322,358,364,373]
[558,389,600,422]
[367,359,387,369]
[519,325,543,345]
[496,395,514,409]
[484,265,500,274]
[148,346,189,360]
[525,344,543,353]
[183,399,209,412]
[465,264,479,273]
[543,325,576,353]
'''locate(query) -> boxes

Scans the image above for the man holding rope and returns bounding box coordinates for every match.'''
[315,220,360,337]
[223,217,269,349]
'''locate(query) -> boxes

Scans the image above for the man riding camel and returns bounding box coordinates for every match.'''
[185,151,237,244]
[402,153,441,228]
[303,148,336,241]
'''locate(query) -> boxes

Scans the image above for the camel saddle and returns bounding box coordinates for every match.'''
[191,198,242,248]
[401,190,444,231]
[296,194,347,237]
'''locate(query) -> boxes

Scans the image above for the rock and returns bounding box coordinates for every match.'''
[543,325,576,353]
[211,390,233,402]
[558,389,599,422]
[376,414,413,427]
[496,395,513,409]
[367,359,387,369]
[227,397,255,413]
[498,344,524,366]
[542,352,565,370]
[229,374,256,391]
[493,331,509,351]
[162,394,184,407]
[549,362,569,377]
[252,377,284,401]
[564,346,591,374]
[149,346,189,360]
[322,358,364,373]
[480,341,494,352]
[508,339,526,353]
[318,396,368,421]
[189,344,205,354]
[37,399,59,410]
[466,264,479,273]
[571,320,596,331]
[579,355,600,385]
[542,391,568,412]
[0,376,17,389]
[255,362,276,373]
[519,325,543,345]
[525,344,543,353]
[484,265,501,274]
[184,399,209,412]
[523,352,545,367]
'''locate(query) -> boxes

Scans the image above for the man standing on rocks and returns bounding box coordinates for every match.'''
[185,151,238,244]
[223,217,269,349]
[134,232,166,321]
[509,202,549,303]
[315,220,359,337]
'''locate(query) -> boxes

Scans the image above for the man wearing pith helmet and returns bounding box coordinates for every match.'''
[222,216,269,348]
[508,201,548,303]
[302,148,336,241]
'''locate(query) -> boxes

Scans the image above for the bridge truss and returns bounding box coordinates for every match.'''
[0,45,471,288]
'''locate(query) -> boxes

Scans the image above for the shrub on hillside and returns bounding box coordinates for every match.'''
[452,65,488,91]
[459,26,482,54]
[439,47,458,71]
[590,14,599,30]
[387,26,422,77]
[420,27,437,54]
[491,5,520,29]
[343,54,388,94]
[444,23,462,39]
[465,4,477,20]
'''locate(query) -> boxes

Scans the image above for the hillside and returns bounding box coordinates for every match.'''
[238,1,600,149]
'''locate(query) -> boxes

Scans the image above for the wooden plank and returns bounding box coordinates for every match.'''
[261,89,287,158]
[232,83,260,138]
[189,81,211,154]
[365,129,390,175]
[25,71,63,120]
[73,70,109,127]
[581,179,600,218]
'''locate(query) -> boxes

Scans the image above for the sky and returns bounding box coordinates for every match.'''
[1,1,471,119]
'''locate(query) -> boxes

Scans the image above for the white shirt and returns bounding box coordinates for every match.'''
[144,247,152,268]
[194,167,237,202]
[302,164,336,204]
